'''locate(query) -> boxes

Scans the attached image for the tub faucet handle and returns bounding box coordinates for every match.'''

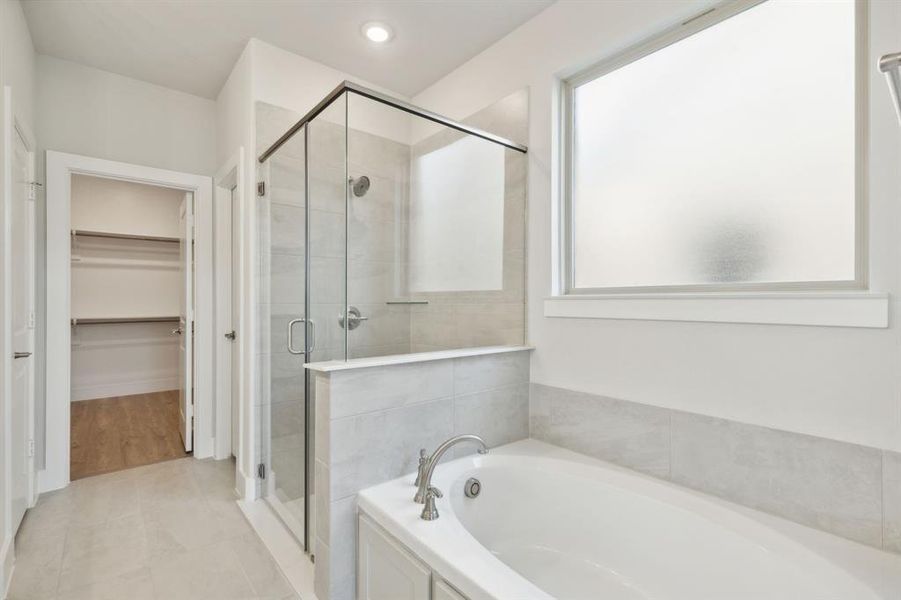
[413,448,428,487]
[420,486,443,521]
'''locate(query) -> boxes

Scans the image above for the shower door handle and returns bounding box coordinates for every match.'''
[287,318,306,355]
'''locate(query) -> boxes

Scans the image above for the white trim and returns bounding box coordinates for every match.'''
[238,467,256,501]
[305,345,534,373]
[559,0,870,296]
[213,148,243,461]
[43,151,214,493]
[543,292,889,328]
[71,377,178,402]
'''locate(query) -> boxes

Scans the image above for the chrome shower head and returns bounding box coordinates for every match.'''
[349,176,371,197]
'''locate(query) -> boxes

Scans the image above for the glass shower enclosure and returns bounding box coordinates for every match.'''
[256,82,527,550]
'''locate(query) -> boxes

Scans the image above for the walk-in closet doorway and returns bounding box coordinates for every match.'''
[42,152,216,492]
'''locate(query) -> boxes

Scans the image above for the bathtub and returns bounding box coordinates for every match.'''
[357,439,901,600]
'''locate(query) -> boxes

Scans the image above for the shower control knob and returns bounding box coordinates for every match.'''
[338,306,368,330]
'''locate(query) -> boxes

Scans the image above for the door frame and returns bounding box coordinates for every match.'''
[213,148,244,465]
[42,151,213,493]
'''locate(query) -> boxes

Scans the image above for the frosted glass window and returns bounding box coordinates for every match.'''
[409,136,505,292]
[567,0,858,291]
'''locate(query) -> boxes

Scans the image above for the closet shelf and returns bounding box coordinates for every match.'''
[71,255,179,269]
[70,316,180,325]
[71,229,180,244]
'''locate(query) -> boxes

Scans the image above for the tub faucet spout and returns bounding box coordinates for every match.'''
[414,434,488,512]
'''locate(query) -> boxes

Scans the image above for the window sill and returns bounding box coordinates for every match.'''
[543,292,889,328]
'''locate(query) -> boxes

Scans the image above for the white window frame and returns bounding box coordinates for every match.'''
[548,0,886,328]
[558,0,870,296]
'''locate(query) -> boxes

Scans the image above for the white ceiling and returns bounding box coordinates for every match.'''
[21,0,554,99]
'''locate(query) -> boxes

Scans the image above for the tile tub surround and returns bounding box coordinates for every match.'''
[311,347,531,600]
[530,383,901,554]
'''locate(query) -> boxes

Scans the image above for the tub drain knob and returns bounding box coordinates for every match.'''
[464,478,481,498]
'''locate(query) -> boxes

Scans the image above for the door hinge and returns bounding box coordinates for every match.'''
[258,463,266,479]
[27,439,35,457]
[27,181,42,201]
[257,181,266,197]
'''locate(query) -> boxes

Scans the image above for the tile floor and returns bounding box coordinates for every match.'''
[8,457,298,600]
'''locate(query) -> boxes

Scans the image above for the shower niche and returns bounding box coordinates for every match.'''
[255,83,527,549]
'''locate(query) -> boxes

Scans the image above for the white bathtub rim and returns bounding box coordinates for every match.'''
[357,439,901,600]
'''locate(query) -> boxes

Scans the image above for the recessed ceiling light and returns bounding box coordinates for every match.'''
[362,21,393,43]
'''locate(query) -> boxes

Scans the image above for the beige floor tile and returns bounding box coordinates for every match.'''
[68,472,142,527]
[143,500,236,556]
[55,567,154,600]
[149,539,257,600]
[191,457,237,493]
[9,457,297,600]
[229,532,296,598]
[15,490,74,550]
[207,493,255,537]
[58,513,152,592]
[6,537,63,600]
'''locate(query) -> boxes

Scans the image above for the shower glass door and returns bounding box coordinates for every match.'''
[259,118,309,547]
[258,92,348,552]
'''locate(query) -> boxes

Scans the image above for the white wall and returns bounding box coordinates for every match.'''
[2,0,33,126]
[0,0,34,592]
[414,0,901,453]
[37,55,216,176]
[250,38,411,145]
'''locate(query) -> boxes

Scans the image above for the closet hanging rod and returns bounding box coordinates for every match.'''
[71,229,180,244]
[70,316,180,326]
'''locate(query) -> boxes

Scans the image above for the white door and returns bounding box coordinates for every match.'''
[178,194,194,452]
[11,124,35,530]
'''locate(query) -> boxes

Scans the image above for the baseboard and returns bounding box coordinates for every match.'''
[71,377,178,401]
[237,466,257,501]
[1,535,14,600]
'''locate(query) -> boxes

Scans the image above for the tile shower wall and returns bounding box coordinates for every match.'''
[346,127,413,359]
[530,383,901,554]
[408,90,528,352]
[313,349,531,600]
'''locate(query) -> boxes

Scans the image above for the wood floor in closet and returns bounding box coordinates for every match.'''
[70,390,190,480]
